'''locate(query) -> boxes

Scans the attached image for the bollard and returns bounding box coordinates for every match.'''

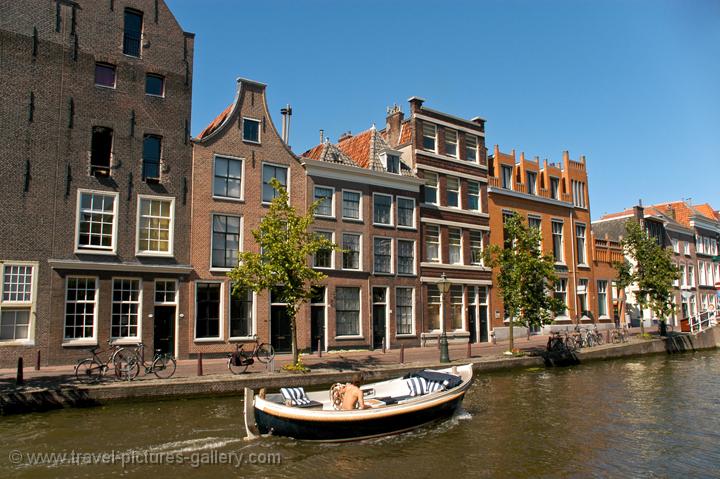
[400,344,405,364]
[439,332,450,363]
[16,357,24,386]
[197,352,203,376]
[35,350,41,371]
[318,339,322,358]
[467,341,472,358]
[382,337,386,354]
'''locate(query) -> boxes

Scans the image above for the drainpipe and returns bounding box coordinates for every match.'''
[570,214,579,325]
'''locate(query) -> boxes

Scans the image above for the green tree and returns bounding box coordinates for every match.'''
[613,220,680,335]
[227,179,337,366]
[484,213,565,352]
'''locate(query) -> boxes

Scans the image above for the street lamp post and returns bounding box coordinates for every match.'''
[437,273,451,363]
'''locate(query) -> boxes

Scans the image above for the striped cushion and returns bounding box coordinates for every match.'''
[426,380,445,393]
[280,387,311,406]
[406,377,428,396]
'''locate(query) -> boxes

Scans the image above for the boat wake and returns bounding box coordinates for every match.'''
[130,436,245,455]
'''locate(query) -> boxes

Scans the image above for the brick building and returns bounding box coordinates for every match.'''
[190,78,306,356]
[301,124,424,351]
[0,0,194,366]
[487,147,614,337]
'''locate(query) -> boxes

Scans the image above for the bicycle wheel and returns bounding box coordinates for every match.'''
[113,348,140,380]
[75,359,104,383]
[228,353,250,375]
[595,333,605,346]
[565,336,577,352]
[152,355,176,379]
[255,343,275,363]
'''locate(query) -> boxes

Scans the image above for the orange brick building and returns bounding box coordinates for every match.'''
[487,146,616,337]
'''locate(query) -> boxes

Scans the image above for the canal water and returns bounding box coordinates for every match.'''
[3,350,720,478]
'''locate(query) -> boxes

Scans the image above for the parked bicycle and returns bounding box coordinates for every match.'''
[124,342,176,380]
[610,327,629,344]
[546,330,577,353]
[228,336,275,374]
[74,339,137,382]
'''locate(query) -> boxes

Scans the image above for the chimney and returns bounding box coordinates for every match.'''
[633,201,644,222]
[407,96,425,113]
[666,205,675,219]
[319,129,324,144]
[280,104,292,146]
[385,104,404,147]
[470,116,485,133]
[338,131,353,142]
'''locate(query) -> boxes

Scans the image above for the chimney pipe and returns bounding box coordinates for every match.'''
[319,129,324,144]
[280,104,292,146]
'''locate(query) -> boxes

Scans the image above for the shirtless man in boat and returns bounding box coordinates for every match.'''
[341,374,370,410]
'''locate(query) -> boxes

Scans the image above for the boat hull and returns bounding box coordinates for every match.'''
[254,390,467,441]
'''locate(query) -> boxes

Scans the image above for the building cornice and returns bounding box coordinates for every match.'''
[413,112,485,136]
[416,150,488,171]
[48,259,193,275]
[420,217,490,231]
[416,163,488,182]
[302,158,424,192]
[488,186,574,209]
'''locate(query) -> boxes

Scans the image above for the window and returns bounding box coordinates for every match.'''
[672,238,679,254]
[64,277,97,340]
[397,240,415,275]
[426,225,440,262]
[465,134,478,162]
[313,186,334,217]
[137,197,173,255]
[396,288,414,335]
[90,127,113,177]
[336,287,360,336]
[262,164,288,203]
[445,128,457,157]
[528,216,542,250]
[550,177,560,199]
[683,241,690,255]
[424,172,438,204]
[213,156,243,199]
[427,285,441,331]
[342,233,361,270]
[242,118,260,143]
[572,180,586,208]
[0,264,34,341]
[446,177,460,208]
[313,231,333,268]
[468,181,480,211]
[576,224,587,265]
[145,73,165,96]
[373,194,392,225]
[111,278,140,339]
[552,221,564,262]
[554,279,567,315]
[385,154,400,174]
[397,197,415,228]
[450,285,463,330]
[577,279,589,315]
[688,265,695,286]
[470,231,483,265]
[123,9,143,57]
[422,122,436,151]
[681,263,688,287]
[501,165,513,189]
[95,63,116,88]
[211,215,241,269]
[526,171,537,195]
[230,287,253,338]
[342,190,361,220]
[597,280,608,317]
[196,283,221,339]
[142,135,162,181]
[155,280,176,304]
[77,191,117,252]
[449,228,462,264]
[374,238,392,274]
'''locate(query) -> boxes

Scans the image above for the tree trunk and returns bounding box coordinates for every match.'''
[619,289,627,328]
[508,318,514,352]
[289,309,299,366]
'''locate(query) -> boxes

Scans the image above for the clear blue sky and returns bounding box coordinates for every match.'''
[167,0,719,220]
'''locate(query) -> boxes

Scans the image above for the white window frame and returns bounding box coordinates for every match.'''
[209,214,243,272]
[154,279,178,306]
[597,280,609,318]
[372,193,394,227]
[396,196,416,229]
[373,236,394,275]
[575,222,587,266]
[554,278,568,317]
[465,134,478,163]
[671,238,679,254]
[444,128,458,158]
[426,284,443,332]
[313,230,335,269]
[397,239,416,275]
[341,189,363,222]
[135,195,175,257]
[63,275,99,346]
[526,171,537,195]
[552,220,565,264]
[381,152,401,174]
[422,122,437,153]
[261,162,289,205]
[448,227,463,265]
[242,117,261,144]
[228,286,257,341]
[110,277,143,343]
[395,286,416,337]
[446,176,460,208]
[425,224,441,263]
[549,176,560,199]
[212,154,245,202]
[449,284,465,331]
[194,281,224,342]
[313,185,335,218]
[501,165,513,190]
[0,261,38,345]
[469,230,484,266]
[424,172,439,205]
[335,286,363,339]
[467,180,481,212]
[342,233,362,271]
[75,189,120,255]
[683,241,690,256]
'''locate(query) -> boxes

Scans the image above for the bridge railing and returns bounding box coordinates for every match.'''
[688,310,717,334]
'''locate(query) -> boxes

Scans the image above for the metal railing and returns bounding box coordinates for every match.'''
[689,310,717,334]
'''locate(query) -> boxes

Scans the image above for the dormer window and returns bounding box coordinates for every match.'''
[383,153,400,174]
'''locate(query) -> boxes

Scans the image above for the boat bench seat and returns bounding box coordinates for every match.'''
[280,387,323,408]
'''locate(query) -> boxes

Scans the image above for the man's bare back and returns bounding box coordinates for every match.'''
[341,383,369,410]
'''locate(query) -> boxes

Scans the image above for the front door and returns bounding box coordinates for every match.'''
[372,287,387,350]
[311,306,325,352]
[468,306,477,343]
[153,305,175,355]
[271,305,292,353]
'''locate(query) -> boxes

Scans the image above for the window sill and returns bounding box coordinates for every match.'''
[75,249,117,256]
[145,93,165,99]
[341,268,363,272]
[395,334,417,339]
[373,271,393,276]
[212,196,245,203]
[0,339,35,346]
[372,223,395,228]
[313,266,334,270]
[209,268,233,273]
[95,84,116,90]
[314,215,336,221]
[194,338,224,343]
[136,252,174,258]
[335,335,364,340]
[110,338,141,345]
[397,273,417,277]
[396,225,417,231]
[62,339,98,347]
[242,139,261,145]
[342,218,363,223]
[229,337,256,342]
